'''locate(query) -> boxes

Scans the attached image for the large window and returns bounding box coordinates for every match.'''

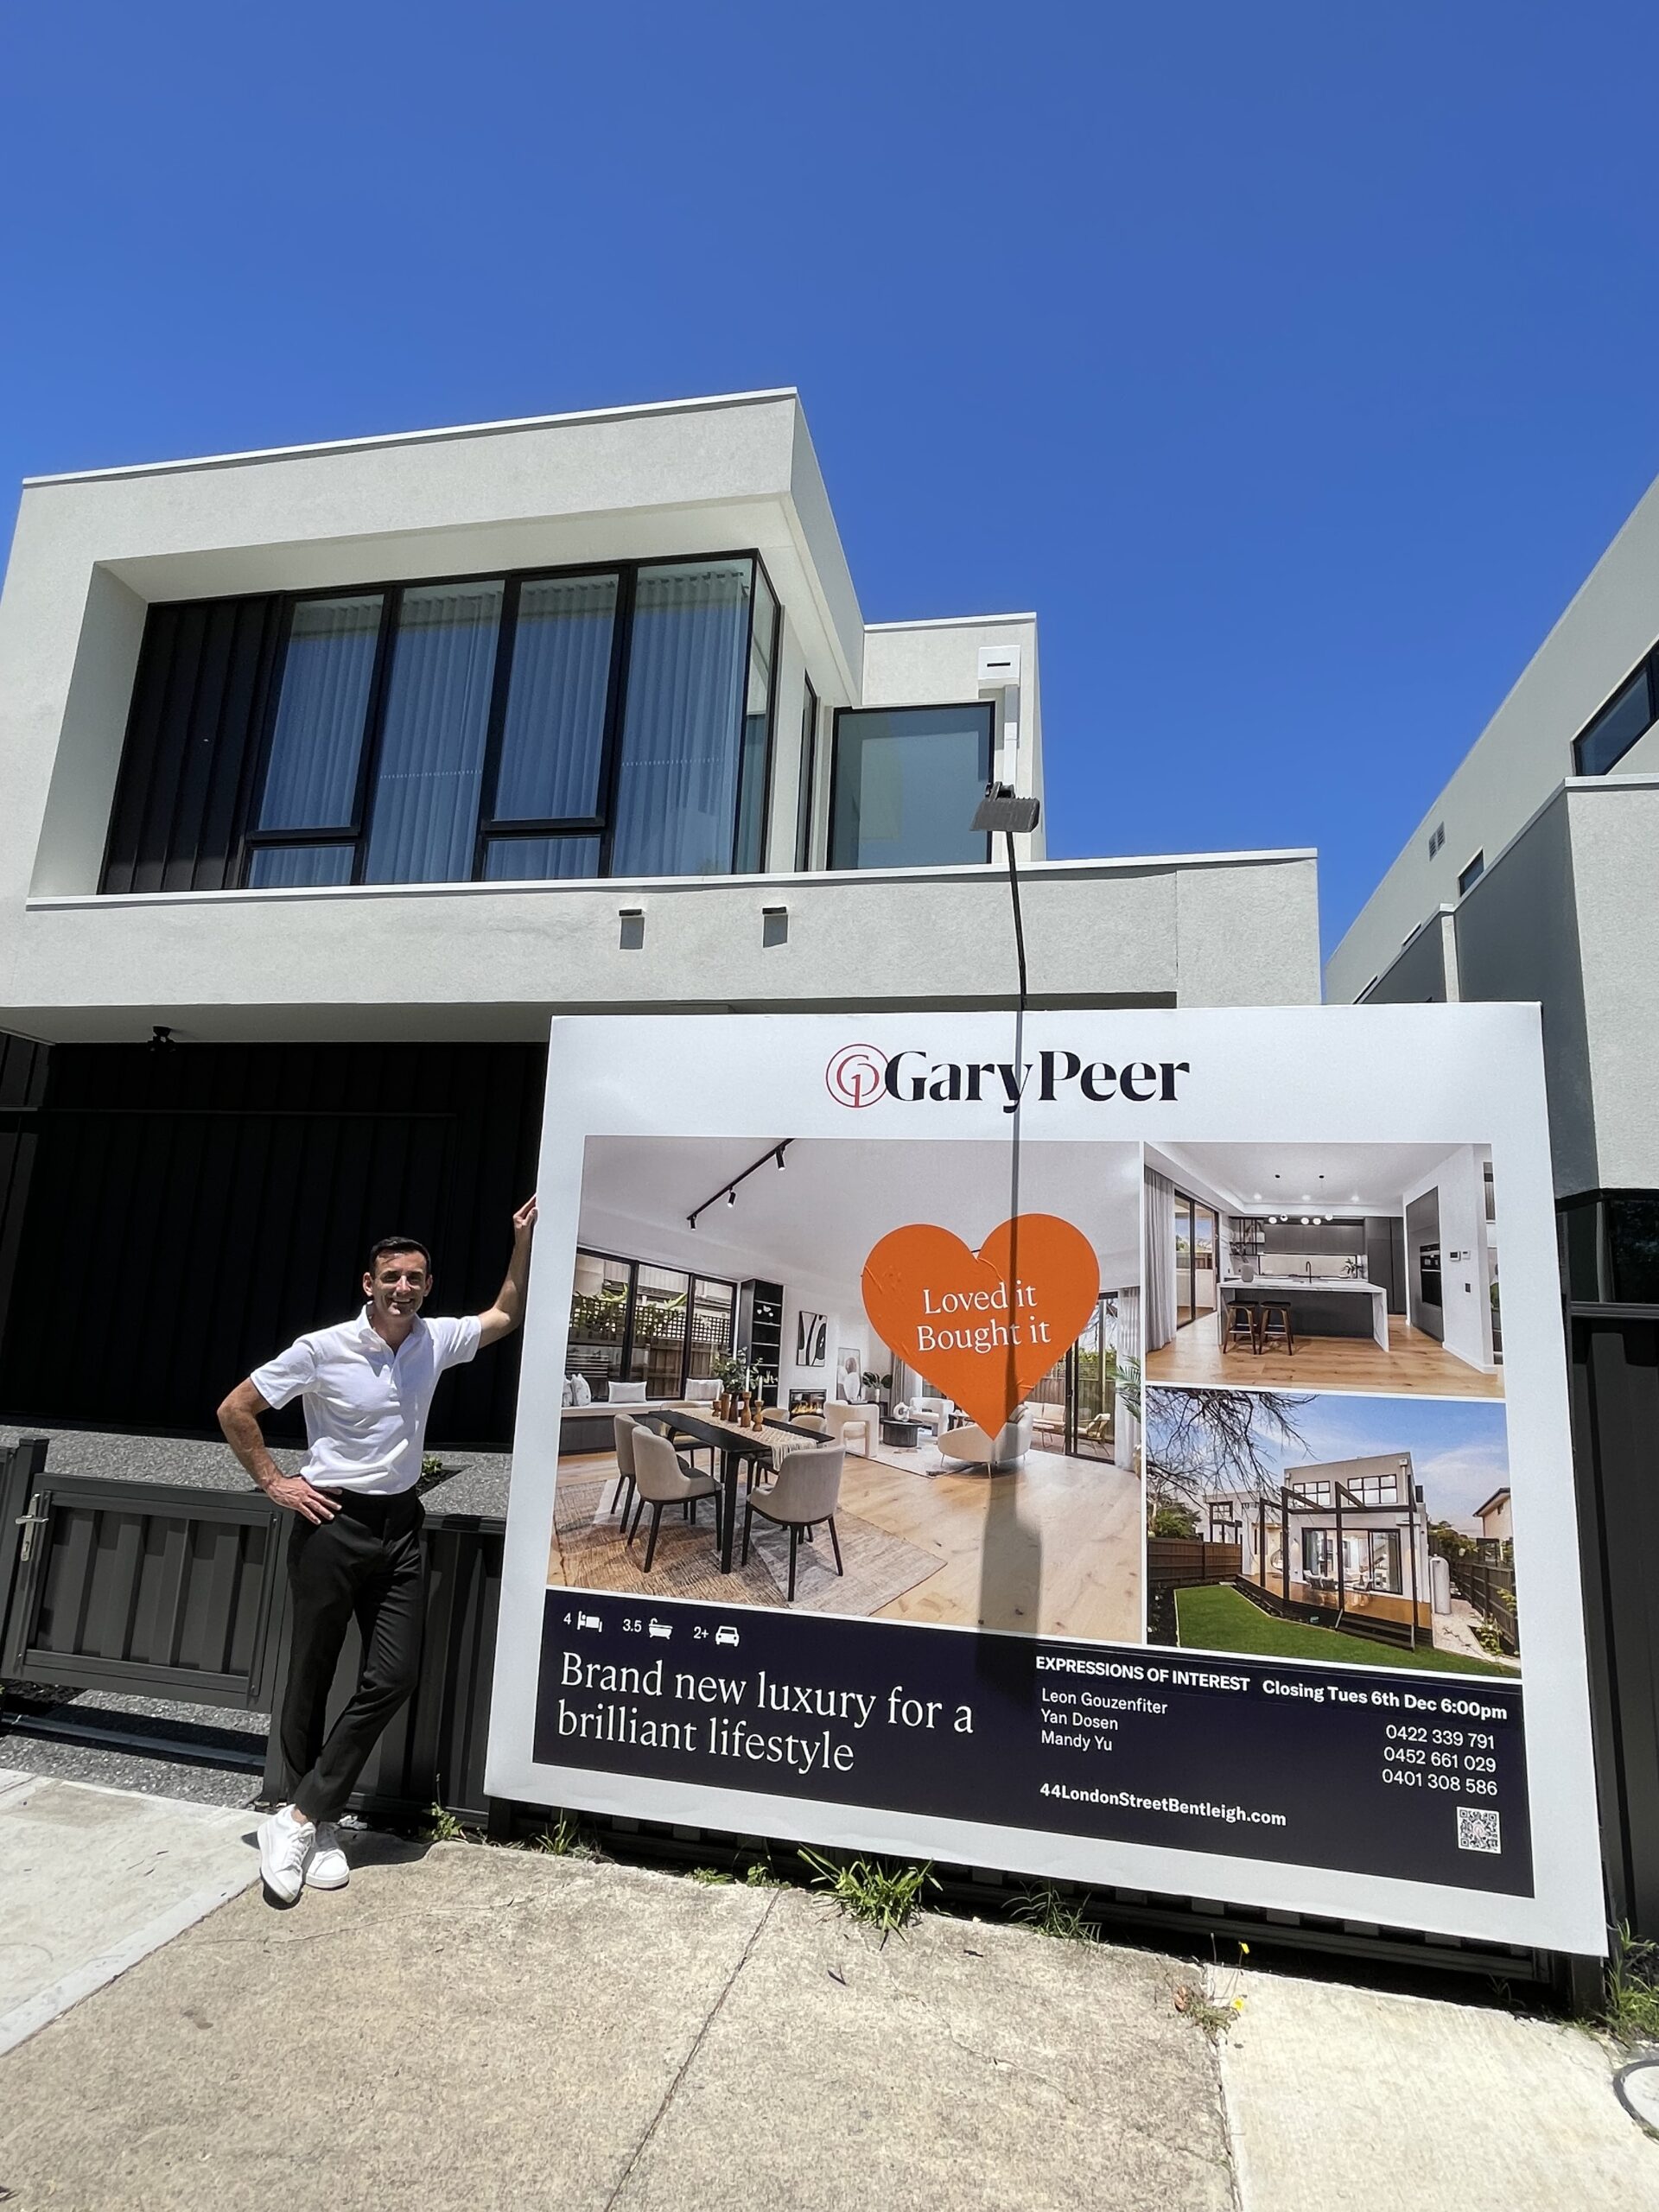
[828,702,995,869]
[123,555,782,894]
[566,1250,735,1398]
[1301,1526,1402,1592]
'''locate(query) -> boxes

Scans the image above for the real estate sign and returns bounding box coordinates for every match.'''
[486,1007,1604,1955]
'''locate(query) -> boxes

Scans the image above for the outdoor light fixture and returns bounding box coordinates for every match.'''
[970,781,1042,837]
[686,1140,796,1230]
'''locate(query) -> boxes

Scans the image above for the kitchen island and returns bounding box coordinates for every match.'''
[1217,1275,1389,1351]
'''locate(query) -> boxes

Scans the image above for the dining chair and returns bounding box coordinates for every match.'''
[741,1442,845,1602]
[610,1415,641,1526]
[628,1427,723,1573]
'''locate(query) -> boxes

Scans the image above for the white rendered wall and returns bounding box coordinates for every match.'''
[1402,1147,1494,1372]
[1328,462,1659,1005]
[1566,781,1659,1189]
[3,849,1320,1041]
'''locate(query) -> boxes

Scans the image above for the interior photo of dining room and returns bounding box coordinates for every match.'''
[544,1135,1144,1642]
[1143,1141,1503,1399]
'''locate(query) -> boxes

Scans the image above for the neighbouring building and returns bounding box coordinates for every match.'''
[1327,464,1659,1928]
[0,389,1321,1445]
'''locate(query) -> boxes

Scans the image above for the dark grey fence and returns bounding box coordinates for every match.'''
[1145,1538,1241,1644]
[1443,1554,1519,1656]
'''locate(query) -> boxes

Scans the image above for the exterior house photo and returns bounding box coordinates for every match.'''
[1146,1390,1520,1675]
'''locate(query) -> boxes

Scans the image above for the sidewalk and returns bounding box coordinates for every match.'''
[0,1790,1655,2211]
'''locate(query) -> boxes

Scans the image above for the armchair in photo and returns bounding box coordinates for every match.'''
[938,1406,1034,1473]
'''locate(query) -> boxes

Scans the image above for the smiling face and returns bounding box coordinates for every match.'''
[363,1248,431,1326]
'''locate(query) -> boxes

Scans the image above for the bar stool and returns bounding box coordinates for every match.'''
[1258,1304,1295,1356]
[1224,1300,1260,1354]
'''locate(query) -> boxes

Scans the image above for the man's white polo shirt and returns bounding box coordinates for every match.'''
[250,1308,481,1496]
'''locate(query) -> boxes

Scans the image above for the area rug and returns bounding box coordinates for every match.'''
[550,1465,939,1618]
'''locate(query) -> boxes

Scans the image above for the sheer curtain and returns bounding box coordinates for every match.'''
[611,562,749,877]
[364,582,503,883]
[493,574,618,822]
[1145,1173,1177,1351]
[258,594,382,830]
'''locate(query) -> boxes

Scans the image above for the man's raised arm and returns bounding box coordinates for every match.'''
[477,1196,538,1347]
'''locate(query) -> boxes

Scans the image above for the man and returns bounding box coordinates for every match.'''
[219,1199,537,1903]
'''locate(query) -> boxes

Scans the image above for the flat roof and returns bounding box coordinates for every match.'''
[22,387,800,489]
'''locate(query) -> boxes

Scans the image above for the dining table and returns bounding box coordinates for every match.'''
[643,1402,828,1573]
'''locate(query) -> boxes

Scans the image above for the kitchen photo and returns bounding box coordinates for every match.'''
[545,1134,1145,1643]
[1143,1141,1502,1399]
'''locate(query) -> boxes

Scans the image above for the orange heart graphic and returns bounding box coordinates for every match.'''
[861,1216,1101,1440]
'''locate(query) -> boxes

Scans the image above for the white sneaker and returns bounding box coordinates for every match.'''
[305,1821,349,1890]
[257,1806,314,1903]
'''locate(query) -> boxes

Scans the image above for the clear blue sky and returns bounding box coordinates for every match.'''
[3,2,1656,958]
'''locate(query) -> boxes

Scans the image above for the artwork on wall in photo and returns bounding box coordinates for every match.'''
[486,1008,1603,1961]
[796,1310,827,1368]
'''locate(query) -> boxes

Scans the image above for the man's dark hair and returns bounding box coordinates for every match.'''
[366,1235,433,1278]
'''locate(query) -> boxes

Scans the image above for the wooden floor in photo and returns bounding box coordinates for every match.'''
[549,1442,1145,1644]
[1145,1319,1503,1398]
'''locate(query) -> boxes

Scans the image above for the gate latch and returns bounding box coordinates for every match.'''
[14,1493,48,1563]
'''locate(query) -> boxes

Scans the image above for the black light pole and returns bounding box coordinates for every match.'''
[971,782,1042,1428]
[972,781,1041,1214]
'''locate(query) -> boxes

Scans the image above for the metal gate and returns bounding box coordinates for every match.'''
[0,1437,290,1709]
[0,1434,506,1824]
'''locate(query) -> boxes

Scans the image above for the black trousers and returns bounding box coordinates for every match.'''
[279,1488,425,1825]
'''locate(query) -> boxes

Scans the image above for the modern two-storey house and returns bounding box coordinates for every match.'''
[0,389,1321,1446]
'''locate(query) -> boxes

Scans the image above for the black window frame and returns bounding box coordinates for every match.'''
[1458,850,1485,896]
[826,698,997,872]
[567,1247,737,1397]
[235,550,781,889]
[1573,651,1659,779]
[794,673,819,871]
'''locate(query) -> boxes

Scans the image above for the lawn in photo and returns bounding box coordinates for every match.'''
[1145,1386,1518,1677]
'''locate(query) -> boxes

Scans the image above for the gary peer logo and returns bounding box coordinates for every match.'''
[826,1043,888,1108]
[827,1041,1190,1113]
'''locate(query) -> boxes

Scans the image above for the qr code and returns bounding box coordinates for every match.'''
[1458,1807,1501,1854]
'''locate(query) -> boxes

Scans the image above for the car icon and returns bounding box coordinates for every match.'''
[647,1618,673,1641]
[575,1612,602,1633]
[715,1624,741,1648]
